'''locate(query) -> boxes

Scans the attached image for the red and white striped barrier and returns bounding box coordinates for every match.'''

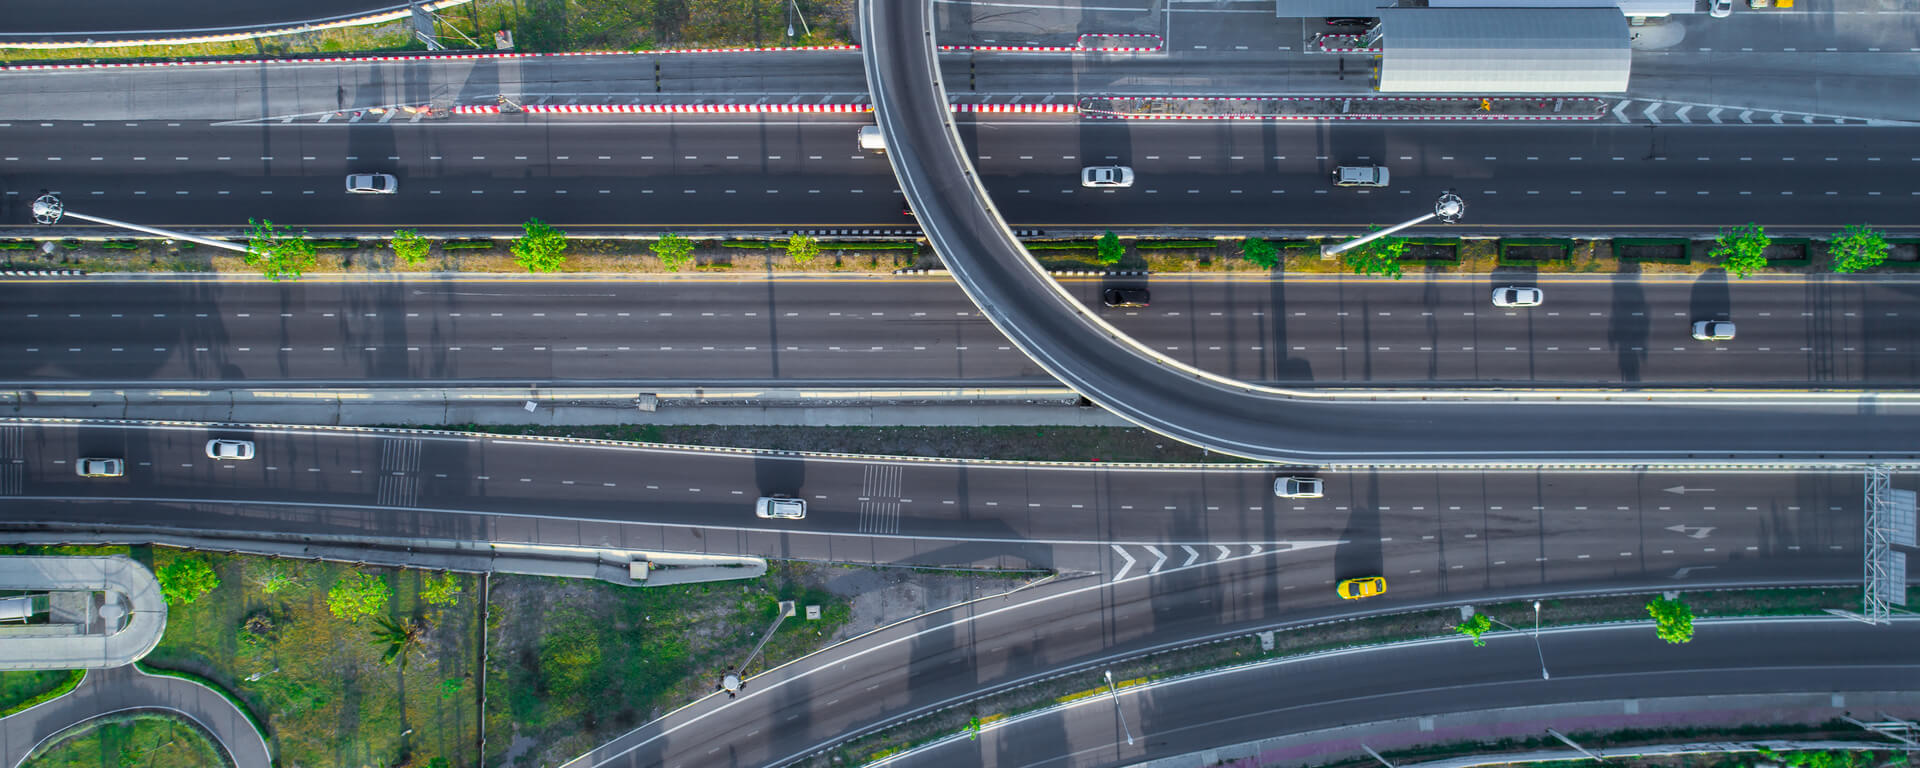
[1084,113,1605,122]
[548,44,858,56]
[951,103,1076,113]
[939,33,1164,53]
[450,105,500,115]
[1315,34,1381,53]
[522,103,869,114]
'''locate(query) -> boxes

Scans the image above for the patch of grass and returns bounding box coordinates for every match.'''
[309,239,361,250]
[139,548,481,768]
[1023,240,1097,251]
[486,563,853,768]
[719,240,772,249]
[823,241,918,251]
[441,240,496,250]
[0,240,35,250]
[22,711,227,768]
[0,545,131,556]
[1133,240,1220,250]
[101,240,142,250]
[0,670,83,717]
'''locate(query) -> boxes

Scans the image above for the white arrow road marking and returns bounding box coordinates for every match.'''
[1675,105,1693,123]
[1215,545,1231,562]
[1772,113,1785,124]
[1665,524,1716,539]
[1707,107,1724,123]
[1802,115,1814,124]
[1612,99,1633,123]
[1181,545,1199,568]
[1739,110,1755,123]
[1249,544,1264,555]
[1673,565,1718,578]
[1146,545,1167,575]
[1643,103,1663,124]
[1663,485,1716,495]
[1111,544,1136,581]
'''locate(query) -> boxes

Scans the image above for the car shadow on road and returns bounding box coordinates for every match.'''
[1608,260,1652,382]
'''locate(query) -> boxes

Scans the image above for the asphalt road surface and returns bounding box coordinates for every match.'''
[0,0,416,39]
[885,618,1920,768]
[1,419,1862,578]
[5,120,1920,231]
[8,276,1920,387]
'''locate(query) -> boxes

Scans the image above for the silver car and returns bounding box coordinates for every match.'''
[1081,166,1135,188]
[755,495,807,520]
[205,439,256,460]
[345,173,398,194]
[1492,286,1544,308]
[1274,476,1324,499]
[76,458,124,478]
[1691,320,1736,341]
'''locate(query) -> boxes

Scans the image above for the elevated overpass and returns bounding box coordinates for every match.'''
[858,0,1920,464]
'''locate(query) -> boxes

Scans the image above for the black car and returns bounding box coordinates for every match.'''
[1325,17,1377,26]
[1102,288,1150,308]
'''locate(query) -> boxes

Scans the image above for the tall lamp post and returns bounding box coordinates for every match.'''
[1531,600,1550,680]
[1104,670,1135,746]
[1319,191,1465,260]
[32,194,249,253]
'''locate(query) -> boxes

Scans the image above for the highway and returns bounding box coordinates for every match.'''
[885,618,1920,768]
[0,419,1872,768]
[8,277,1920,387]
[6,120,1920,231]
[863,0,1920,463]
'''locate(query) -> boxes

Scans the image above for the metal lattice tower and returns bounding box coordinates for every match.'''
[1837,466,1911,626]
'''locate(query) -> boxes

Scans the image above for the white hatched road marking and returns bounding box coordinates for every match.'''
[375,437,422,507]
[858,464,904,534]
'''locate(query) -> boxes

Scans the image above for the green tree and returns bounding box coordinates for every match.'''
[390,229,429,266]
[439,677,464,700]
[1828,224,1890,274]
[653,233,696,271]
[244,218,319,282]
[1340,231,1407,280]
[326,571,391,621]
[369,615,425,667]
[511,218,569,273]
[422,571,461,606]
[1646,596,1695,644]
[1454,613,1493,647]
[1096,231,1124,265]
[1708,222,1770,278]
[1240,237,1279,269]
[156,554,221,607]
[785,233,820,265]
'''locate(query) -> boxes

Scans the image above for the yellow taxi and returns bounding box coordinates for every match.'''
[1336,576,1387,600]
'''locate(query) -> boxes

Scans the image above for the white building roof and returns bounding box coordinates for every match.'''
[1376,8,1631,93]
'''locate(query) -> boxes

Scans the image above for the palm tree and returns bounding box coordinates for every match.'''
[369,616,426,667]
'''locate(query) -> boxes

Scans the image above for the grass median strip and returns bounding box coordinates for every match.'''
[409,424,1251,464]
[803,586,1869,767]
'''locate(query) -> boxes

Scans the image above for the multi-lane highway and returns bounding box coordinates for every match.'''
[883,618,1920,768]
[6,120,1920,230]
[9,276,1920,387]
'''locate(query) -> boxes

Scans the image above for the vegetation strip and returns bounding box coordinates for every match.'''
[806,587,1869,767]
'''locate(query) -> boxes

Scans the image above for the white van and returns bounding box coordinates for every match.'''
[755,495,807,520]
[1334,166,1389,188]
[858,126,886,153]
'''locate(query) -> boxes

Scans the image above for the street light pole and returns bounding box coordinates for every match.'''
[1104,670,1135,746]
[1318,191,1464,260]
[1532,600,1550,680]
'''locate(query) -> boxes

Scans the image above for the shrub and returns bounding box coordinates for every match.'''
[1828,224,1889,273]
[652,233,695,271]
[1240,237,1279,269]
[785,234,820,264]
[1647,596,1695,644]
[156,554,221,607]
[1340,231,1406,280]
[1708,222,1770,278]
[422,572,461,606]
[511,218,568,273]
[326,571,391,622]
[244,219,319,282]
[1096,231,1124,264]
[391,229,429,265]
[1454,613,1492,647]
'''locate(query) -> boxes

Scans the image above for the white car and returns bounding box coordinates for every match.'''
[1692,320,1736,341]
[755,495,807,520]
[76,458,124,478]
[205,439,256,460]
[1081,166,1135,188]
[1274,476,1324,499]
[1710,0,1733,17]
[1492,286,1544,308]
[345,173,398,194]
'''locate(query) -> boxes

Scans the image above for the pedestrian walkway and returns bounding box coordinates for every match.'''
[0,664,270,768]
[0,556,165,670]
